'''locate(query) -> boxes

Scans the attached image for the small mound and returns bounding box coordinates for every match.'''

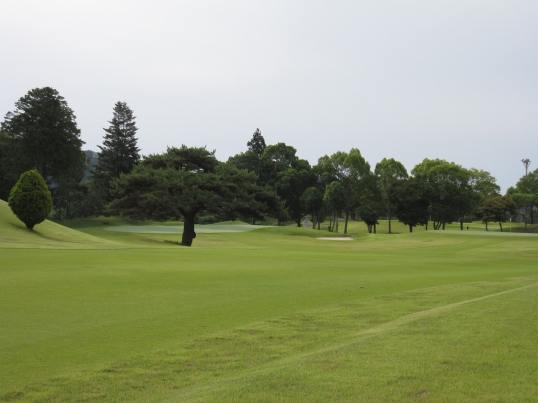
[316,237,353,241]
[0,200,118,249]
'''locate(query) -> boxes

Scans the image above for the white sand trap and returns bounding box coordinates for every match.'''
[316,237,353,241]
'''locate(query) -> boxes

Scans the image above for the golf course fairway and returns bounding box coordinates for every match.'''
[1,200,537,402]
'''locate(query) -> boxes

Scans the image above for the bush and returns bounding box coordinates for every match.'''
[8,170,52,230]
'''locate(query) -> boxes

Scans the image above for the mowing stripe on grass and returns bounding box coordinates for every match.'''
[161,282,538,402]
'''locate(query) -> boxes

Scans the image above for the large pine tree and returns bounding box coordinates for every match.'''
[93,101,140,203]
[1,87,84,187]
[246,128,266,157]
[1,87,85,209]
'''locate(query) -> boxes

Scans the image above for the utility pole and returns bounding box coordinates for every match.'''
[521,158,532,230]
[522,159,531,176]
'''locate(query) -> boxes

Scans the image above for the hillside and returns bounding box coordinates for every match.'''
[0,200,118,249]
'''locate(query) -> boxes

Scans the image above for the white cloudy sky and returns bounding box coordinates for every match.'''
[1,1,537,191]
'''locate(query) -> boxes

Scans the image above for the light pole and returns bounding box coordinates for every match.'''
[522,159,531,176]
[521,158,531,230]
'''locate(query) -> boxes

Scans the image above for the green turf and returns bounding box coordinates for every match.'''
[103,224,269,234]
[0,201,119,249]
[1,202,538,402]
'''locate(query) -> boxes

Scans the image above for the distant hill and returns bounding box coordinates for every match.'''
[85,150,99,167]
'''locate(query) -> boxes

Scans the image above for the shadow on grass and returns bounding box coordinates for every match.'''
[164,239,187,246]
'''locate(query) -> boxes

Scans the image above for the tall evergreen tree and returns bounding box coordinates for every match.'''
[0,130,13,200]
[93,102,140,203]
[1,87,84,186]
[247,128,266,158]
[1,87,85,210]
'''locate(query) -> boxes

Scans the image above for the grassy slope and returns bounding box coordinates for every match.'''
[0,201,118,249]
[1,213,538,402]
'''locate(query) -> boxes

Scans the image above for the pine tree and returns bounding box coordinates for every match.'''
[247,128,266,157]
[93,102,140,203]
[1,87,84,186]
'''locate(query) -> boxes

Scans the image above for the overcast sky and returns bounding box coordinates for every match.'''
[1,1,536,192]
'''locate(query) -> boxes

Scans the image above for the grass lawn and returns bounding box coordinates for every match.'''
[1,200,538,402]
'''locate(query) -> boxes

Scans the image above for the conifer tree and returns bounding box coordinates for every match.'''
[8,169,52,230]
[93,102,140,203]
[1,87,84,188]
[247,128,266,157]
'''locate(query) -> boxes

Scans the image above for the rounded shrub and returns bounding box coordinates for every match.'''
[8,170,52,230]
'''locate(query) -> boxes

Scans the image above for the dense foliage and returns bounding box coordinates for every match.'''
[375,158,408,233]
[1,86,530,234]
[0,88,85,218]
[389,178,429,232]
[476,196,517,231]
[8,170,52,230]
[109,146,281,246]
[92,101,140,209]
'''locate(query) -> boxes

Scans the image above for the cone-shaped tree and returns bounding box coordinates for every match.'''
[93,102,140,204]
[247,128,266,158]
[8,170,52,230]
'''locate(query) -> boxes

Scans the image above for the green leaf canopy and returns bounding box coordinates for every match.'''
[109,146,281,246]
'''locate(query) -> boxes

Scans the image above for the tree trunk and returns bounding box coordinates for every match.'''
[485,221,488,231]
[442,222,445,230]
[181,212,197,246]
[409,225,413,233]
[344,210,349,234]
[297,217,301,227]
[388,206,392,234]
[499,221,503,232]
[460,216,464,230]
[251,217,256,225]
[312,213,316,230]
[425,220,428,230]
[335,213,339,233]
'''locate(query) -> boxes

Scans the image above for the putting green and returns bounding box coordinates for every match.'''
[103,224,270,234]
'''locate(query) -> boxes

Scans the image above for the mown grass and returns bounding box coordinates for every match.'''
[1,201,538,402]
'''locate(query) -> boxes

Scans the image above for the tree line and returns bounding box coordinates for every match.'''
[0,87,532,245]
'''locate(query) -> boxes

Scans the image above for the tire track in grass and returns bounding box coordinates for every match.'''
[159,282,538,402]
